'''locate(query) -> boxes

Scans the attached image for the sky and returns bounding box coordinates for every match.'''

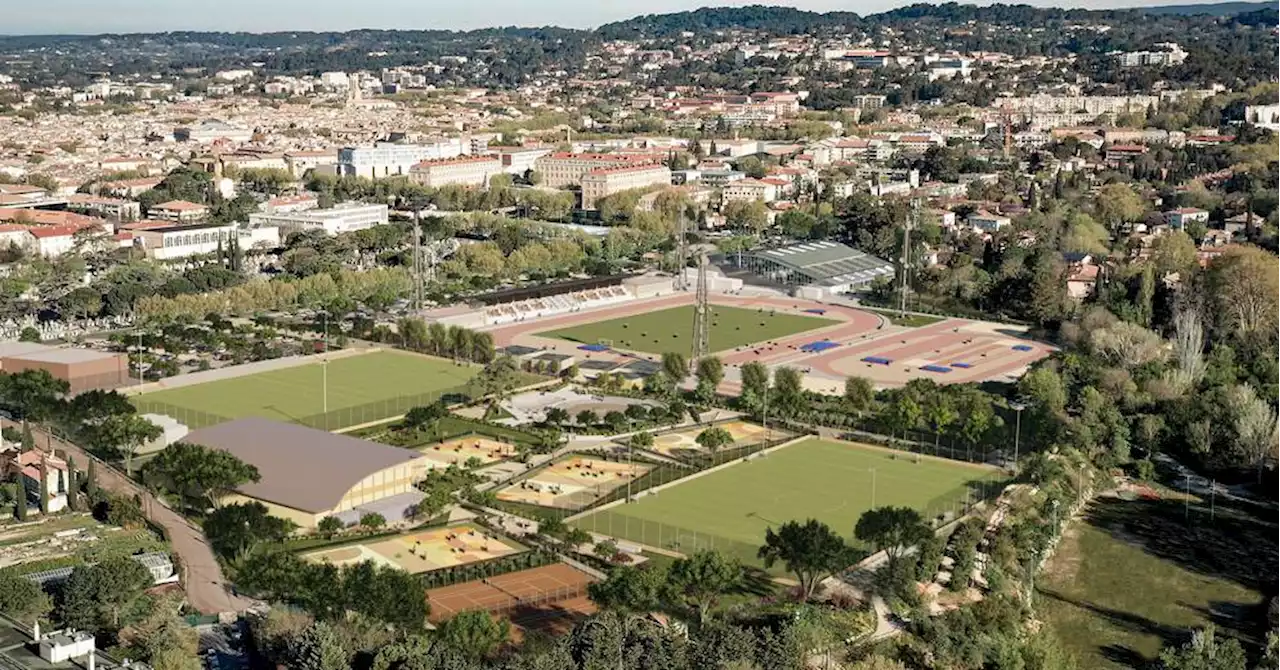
[3,0,1246,35]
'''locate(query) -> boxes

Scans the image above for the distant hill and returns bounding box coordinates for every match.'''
[1135,1,1271,15]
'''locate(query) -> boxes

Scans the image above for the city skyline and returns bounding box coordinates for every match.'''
[2,0,1254,35]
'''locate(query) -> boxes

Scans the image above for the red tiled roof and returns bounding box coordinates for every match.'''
[154,200,208,211]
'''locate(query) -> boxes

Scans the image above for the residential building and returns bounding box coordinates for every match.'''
[65,194,141,222]
[95,176,164,197]
[1164,207,1210,230]
[851,95,887,110]
[408,155,503,188]
[284,150,339,177]
[1115,44,1187,67]
[248,202,388,235]
[722,178,779,204]
[338,140,468,179]
[533,152,660,188]
[28,227,80,258]
[149,200,209,223]
[580,164,672,210]
[174,119,254,144]
[967,211,1012,232]
[264,194,319,214]
[1245,104,1280,132]
[1105,144,1149,163]
[0,224,34,251]
[6,451,69,514]
[493,146,553,175]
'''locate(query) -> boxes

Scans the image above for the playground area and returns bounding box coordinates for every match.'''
[426,563,597,625]
[419,436,519,468]
[496,456,652,510]
[572,438,1003,568]
[303,524,523,574]
[646,420,780,459]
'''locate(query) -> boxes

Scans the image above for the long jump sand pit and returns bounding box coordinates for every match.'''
[419,436,519,468]
[647,420,784,458]
[496,456,652,510]
[304,524,523,574]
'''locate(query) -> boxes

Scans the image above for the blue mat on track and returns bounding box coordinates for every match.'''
[950,362,973,369]
[578,344,610,352]
[803,308,827,315]
[862,356,892,365]
[921,364,952,373]
[1012,344,1033,352]
[800,340,839,353]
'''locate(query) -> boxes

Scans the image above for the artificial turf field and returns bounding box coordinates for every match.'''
[133,350,480,429]
[572,438,1001,567]
[538,304,835,357]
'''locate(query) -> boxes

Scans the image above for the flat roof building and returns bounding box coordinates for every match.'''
[182,418,429,528]
[736,240,895,297]
[0,346,129,394]
[248,202,388,236]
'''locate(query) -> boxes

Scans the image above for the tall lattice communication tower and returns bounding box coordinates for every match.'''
[691,254,710,365]
[411,209,426,310]
[675,213,689,290]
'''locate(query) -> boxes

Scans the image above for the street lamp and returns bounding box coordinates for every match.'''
[1009,400,1026,475]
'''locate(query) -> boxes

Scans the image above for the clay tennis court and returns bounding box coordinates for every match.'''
[496,456,652,509]
[427,563,597,623]
[304,524,522,573]
[419,436,519,467]
[647,420,781,458]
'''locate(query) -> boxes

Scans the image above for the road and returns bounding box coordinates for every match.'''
[17,423,256,615]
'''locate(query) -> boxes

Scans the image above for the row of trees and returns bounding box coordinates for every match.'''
[134,267,411,321]
[390,318,495,364]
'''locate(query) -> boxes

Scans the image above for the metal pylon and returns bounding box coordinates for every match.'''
[411,210,425,310]
[675,213,689,290]
[691,255,710,365]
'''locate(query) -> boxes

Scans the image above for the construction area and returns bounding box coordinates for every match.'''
[495,456,652,510]
[303,524,523,573]
[418,436,520,468]
[644,420,780,459]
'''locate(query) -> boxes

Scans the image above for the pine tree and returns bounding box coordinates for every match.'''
[15,487,26,521]
[86,460,98,498]
[709,139,719,156]
[38,460,49,515]
[66,456,78,512]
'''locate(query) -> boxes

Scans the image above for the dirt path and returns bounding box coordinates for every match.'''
[13,422,256,615]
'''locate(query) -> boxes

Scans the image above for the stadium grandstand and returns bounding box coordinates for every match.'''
[735,241,894,298]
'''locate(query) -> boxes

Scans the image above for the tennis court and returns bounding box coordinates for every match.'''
[427,563,596,623]
[573,438,1002,567]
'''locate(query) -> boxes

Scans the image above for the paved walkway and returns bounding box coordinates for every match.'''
[13,422,257,615]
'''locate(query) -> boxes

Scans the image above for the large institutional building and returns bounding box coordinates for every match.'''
[248,202,388,235]
[580,164,672,210]
[183,418,429,529]
[408,155,504,188]
[533,152,664,188]
[337,139,469,179]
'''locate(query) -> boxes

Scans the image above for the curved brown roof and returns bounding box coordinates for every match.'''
[183,417,423,513]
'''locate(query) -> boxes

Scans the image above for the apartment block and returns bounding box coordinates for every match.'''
[580,164,672,210]
[533,152,661,188]
[408,155,503,188]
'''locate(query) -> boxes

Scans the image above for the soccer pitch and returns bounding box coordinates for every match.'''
[538,304,835,357]
[572,438,1001,567]
[134,350,481,429]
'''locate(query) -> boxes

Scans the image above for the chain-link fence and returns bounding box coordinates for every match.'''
[575,512,766,567]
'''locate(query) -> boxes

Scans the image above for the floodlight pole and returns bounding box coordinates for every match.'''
[1010,401,1026,474]
[870,468,877,508]
[322,312,329,414]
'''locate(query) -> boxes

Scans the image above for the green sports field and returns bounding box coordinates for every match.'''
[538,304,835,357]
[133,350,483,430]
[572,438,1001,567]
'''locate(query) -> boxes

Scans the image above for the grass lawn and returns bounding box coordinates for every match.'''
[572,438,999,568]
[860,308,946,328]
[539,304,835,357]
[1038,497,1274,669]
[134,350,484,429]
